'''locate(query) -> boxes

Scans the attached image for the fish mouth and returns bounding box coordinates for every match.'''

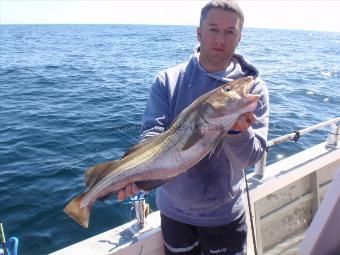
[243,94,260,113]
[222,76,254,97]
[221,77,259,114]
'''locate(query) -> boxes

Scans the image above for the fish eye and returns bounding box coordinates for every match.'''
[223,86,232,92]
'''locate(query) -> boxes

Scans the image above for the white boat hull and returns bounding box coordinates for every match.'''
[51,141,340,255]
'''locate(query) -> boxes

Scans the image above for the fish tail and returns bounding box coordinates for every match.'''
[63,192,92,228]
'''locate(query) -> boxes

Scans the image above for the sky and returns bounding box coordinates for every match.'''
[1,0,340,33]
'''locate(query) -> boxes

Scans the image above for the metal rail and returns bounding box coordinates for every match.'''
[254,116,340,178]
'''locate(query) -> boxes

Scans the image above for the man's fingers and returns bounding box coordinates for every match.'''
[238,115,248,130]
[117,183,140,201]
[131,183,140,194]
[125,184,133,197]
[232,113,257,132]
[117,190,125,201]
[247,112,256,124]
[243,113,256,128]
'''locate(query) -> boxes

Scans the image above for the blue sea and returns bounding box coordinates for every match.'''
[0,25,339,255]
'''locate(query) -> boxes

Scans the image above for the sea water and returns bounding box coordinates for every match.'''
[0,25,339,254]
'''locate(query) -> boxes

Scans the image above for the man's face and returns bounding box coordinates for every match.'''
[197,8,242,72]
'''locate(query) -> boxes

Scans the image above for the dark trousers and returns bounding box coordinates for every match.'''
[161,213,247,255]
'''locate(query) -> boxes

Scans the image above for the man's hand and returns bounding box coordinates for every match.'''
[117,183,140,201]
[231,112,256,132]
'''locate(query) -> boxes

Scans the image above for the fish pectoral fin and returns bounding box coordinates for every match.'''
[209,132,225,159]
[135,178,172,191]
[121,136,159,159]
[85,160,122,188]
[182,128,204,151]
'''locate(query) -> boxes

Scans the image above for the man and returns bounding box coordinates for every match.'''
[118,1,269,254]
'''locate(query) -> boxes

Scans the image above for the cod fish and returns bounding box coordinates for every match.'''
[64,76,259,228]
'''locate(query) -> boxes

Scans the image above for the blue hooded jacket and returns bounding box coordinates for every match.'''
[141,52,269,226]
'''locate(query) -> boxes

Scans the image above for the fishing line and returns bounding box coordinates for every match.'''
[244,172,258,255]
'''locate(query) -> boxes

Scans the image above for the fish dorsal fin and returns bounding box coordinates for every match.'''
[121,136,159,159]
[85,160,122,188]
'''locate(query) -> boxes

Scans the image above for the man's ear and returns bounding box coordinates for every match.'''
[197,27,202,42]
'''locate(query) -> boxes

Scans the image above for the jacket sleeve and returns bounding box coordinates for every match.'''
[223,78,269,169]
[140,73,171,141]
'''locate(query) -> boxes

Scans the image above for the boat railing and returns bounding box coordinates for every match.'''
[254,116,340,178]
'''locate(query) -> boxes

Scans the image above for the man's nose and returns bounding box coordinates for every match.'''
[215,32,225,46]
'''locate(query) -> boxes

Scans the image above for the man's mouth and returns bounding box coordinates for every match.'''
[211,48,225,53]
[212,48,224,52]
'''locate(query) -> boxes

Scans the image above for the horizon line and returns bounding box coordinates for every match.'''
[1,23,339,34]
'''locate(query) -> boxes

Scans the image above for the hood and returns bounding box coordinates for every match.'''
[191,51,259,83]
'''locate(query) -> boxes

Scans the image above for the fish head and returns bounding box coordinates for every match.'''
[201,76,259,123]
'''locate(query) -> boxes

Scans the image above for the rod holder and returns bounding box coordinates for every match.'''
[254,150,267,178]
[131,192,149,226]
[326,122,340,149]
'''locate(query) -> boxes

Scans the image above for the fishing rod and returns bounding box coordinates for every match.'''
[0,221,19,255]
[0,222,8,255]
[244,173,258,255]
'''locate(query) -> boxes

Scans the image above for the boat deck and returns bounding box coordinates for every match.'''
[51,141,340,255]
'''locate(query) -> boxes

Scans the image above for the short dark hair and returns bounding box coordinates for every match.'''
[200,0,244,30]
